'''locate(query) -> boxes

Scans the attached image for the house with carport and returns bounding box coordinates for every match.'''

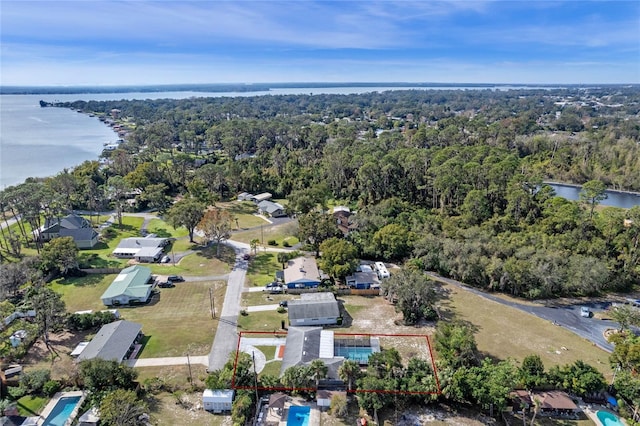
[101,265,154,306]
[257,200,287,218]
[284,257,321,289]
[76,320,142,363]
[112,236,169,262]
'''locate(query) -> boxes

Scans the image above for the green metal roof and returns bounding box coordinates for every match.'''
[101,265,152,300]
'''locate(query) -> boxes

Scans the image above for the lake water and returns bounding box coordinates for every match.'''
[547,183,640,209]
[0,85,522,188]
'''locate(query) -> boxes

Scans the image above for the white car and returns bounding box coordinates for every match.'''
[160,255,171,263]
[580,306,591,318]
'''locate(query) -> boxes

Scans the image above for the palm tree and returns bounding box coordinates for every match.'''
[338,360,361,391]
[310,359,328,387]
[277,252,289,269]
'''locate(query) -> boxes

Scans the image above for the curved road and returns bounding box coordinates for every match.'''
[425,272,617,352]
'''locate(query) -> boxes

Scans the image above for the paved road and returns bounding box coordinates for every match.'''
[426,272,616,352]
[207,240,251,371]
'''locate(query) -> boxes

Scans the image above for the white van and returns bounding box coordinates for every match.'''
[374,261,390,279]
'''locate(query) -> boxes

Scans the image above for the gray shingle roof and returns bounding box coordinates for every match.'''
[288,292,339,320]
[77,320,142,363]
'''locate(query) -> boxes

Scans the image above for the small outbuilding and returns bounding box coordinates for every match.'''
[203,389,234,413]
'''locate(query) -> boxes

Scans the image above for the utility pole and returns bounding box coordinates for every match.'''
[252,351,260,417]
[261,225,264,245]
[209,287,215,319]
[187,353,193,383]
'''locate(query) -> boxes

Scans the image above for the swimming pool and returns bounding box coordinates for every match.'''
[335,346,373,363]
[43,396,81,426]
[597,410,625,426]
[287,405,310,426]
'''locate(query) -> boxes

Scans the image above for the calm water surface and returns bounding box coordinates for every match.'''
[547,183,640,209]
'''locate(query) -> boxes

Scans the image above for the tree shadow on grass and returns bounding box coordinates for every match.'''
[191,244,235,265]
[55,274,106,287]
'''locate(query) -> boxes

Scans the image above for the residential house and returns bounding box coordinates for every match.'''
[100,265,154,306]
[39,213,99,248]
[284,257,321,289]
[257,200,287,218]
[237,192,253,201]
[76,320,142,363]
[287,292,340,326]
[534,391,580,417]
[279,327,344,380]
[332,206,357,236]
[112,236,169,262]
[346,271,379,290]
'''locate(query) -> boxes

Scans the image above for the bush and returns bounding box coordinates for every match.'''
[20,369,51,394]
[267,239,278,246]
[43,380,61,396]
[240,309,248,316]
[8,385,27,399]
[282,240,291,247]
[277,306,287,314]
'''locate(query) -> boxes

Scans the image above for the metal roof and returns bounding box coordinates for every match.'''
[77,320,141,363]
[100,265,152,301]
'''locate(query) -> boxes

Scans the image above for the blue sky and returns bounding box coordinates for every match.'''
[1,1,638,85]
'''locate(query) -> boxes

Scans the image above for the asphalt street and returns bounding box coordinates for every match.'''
[207,240,251,371]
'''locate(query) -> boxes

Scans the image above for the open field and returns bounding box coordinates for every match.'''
[145,392,229,426]
[50,276,226,357]
[147,244,234,276]
[241,290,291,307]
[237,309,288,333]
[232,221,298,246]
[441,284,613,378]
[217,201,267,229]
[245,252,282,287]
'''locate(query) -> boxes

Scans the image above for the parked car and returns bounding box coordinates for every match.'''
[268,286,284,294]
[167,275,184,282]
[279,300,288,307]
[160,255,171,263]
[158,282,174,288]
[580,306,591,318]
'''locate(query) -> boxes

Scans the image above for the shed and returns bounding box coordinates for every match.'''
[203,389,234,413]
[317,390,346,408]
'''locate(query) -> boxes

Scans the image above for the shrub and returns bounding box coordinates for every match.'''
[8,385,27,399]
[43,380,61,396]
[20,369,51,394]
[267,239,278,246]
[240,309,248,316]
[277,306,287,314]
[282,240,291,247]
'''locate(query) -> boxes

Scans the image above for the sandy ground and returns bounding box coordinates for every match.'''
[21,330,90,379]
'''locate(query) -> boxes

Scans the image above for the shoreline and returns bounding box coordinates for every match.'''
[544,181,640,197]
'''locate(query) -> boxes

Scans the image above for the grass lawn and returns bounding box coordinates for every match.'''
[137,365,208,388]
[442,284,613,379]
[259,360,282,378]
[78,216,145,268]
[232,221,299,246]
[51,276,225,357]
[147,244,234,276]
[238,310,288,333]
[217,201,267,230]
[246,252,281,287]
[16,395,47,417]
[146,218,189,239]
[241,291,291,307]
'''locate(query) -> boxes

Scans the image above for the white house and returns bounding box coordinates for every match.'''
[203,389,234,413]
[112,236,169,262]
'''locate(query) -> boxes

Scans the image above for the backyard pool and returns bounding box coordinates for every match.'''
[40,392,85,426]
[287,405,310,426]
[335,346,373,364]
[597,410,625,426]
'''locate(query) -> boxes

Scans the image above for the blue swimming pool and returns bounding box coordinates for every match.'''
[43,396,81,426]
[335,346,374,363]
[597,410,624,426]
[287,405,310,426]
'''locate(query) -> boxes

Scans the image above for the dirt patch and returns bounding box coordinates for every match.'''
[148,392,232,426]
[21,330,90,379]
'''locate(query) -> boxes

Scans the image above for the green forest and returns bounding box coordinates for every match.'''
[4,87,640,300]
